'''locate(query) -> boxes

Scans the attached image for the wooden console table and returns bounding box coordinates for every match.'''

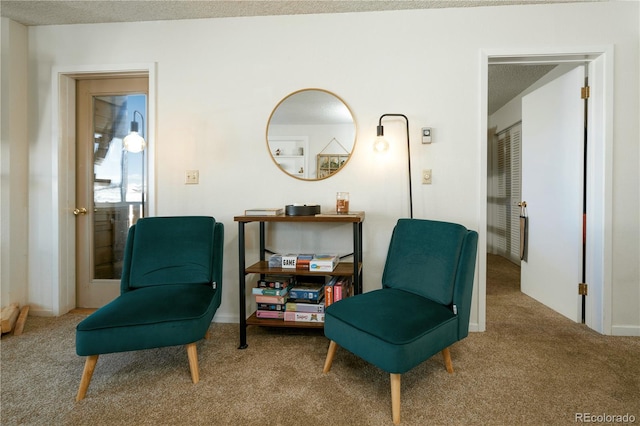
[234,212,364,349]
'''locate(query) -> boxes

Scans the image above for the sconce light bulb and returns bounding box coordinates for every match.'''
[373,136,389,153]
[123,131,146,153]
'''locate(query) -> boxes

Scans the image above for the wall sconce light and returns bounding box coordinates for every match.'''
[123,110,146,153]
[374,114,413,218]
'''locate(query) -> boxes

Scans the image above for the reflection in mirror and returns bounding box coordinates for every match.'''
[267,89,356,180]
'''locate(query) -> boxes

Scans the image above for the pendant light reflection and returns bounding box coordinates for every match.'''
[123,110,146,153]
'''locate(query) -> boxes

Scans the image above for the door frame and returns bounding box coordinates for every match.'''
[51,63,157,315]
[76,77,149,308]
[478,46,614,334]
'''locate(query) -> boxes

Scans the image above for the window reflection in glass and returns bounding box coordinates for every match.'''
[92,94,147,279]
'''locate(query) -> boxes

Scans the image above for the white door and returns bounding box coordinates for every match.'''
[521,66,584,322]
[76,77,148,308]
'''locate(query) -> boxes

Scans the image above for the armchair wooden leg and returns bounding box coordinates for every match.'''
[442,347,454,373]
[76,355,99,401]
[186,343,199,384]
[390,373,401,425]
[323,340,338,373]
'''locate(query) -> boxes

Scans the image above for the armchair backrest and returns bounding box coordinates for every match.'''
[382,219,478,338]
[453,227,478,339]
[120,216,221,292]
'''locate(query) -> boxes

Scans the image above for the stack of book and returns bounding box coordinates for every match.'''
[268,253,340,271]
[324,276,352,307]
[252,270,351,324]
[284,282,326,323]
[295,254,314,270]
[253,275,293,319]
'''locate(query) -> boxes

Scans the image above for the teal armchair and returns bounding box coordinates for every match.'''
[75,216,224,400]
[323,219,478,424]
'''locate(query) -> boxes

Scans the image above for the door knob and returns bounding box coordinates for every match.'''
[73,207,88,216]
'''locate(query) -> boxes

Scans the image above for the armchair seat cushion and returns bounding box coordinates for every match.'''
[325,288,458,374]
[76,283,217,356]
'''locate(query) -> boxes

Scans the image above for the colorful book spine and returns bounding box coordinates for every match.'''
[288,298,323,305]
[256,310,285,319]
[285,302,325,313]
[289,285,324,301]
[284,311,325,323]
[325,285,333,307]
[309,254,339,272]
[334,281,343,302]
[252,286,289,296]
[296,254,314,270]
[334,277,352,302]
[257,303,286,311]
[255,294,287,304]
[324,276,338,307]
[258,276,292,289]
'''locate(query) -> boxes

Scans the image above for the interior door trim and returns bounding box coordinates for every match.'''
[51,63,156,315]
[479,47,613,335]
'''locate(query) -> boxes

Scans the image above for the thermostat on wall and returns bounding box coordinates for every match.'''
[422,127,432,144]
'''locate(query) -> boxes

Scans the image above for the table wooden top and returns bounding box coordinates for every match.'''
[234,211,364,223]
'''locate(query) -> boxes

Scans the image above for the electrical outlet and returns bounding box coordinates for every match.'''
[185,170,199,184]
[422,169,432,184]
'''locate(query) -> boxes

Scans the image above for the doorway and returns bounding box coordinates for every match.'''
[49,64,155,316]
[488,64,585,323]
[75,77,149,308]
[481,49,612,334]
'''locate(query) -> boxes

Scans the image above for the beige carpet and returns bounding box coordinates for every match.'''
[1,255,639,425]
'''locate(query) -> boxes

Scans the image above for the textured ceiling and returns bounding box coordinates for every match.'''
[488,64,557,115]
[1,0,603,26]
[1,0,601,114]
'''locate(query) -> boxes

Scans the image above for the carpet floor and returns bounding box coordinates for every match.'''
[1,255,638,425]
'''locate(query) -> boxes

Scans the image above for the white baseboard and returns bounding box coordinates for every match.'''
[213,313,239,324]
[468,322,482,332]
[611,325,640,337]
[26,308,55,317]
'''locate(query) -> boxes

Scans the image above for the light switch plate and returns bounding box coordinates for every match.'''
[185,170,199,184]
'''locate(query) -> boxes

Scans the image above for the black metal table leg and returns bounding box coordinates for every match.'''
[238,221,248,349]
[352,221,363,295]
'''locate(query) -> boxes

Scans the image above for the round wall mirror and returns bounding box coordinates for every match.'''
[266,89,356,180]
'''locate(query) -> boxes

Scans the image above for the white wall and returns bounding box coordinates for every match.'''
[15,1,640,333]
[1,18,29,309]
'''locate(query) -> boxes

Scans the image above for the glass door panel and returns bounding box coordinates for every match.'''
[92,94,147,279]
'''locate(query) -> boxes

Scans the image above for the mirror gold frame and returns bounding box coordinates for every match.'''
[266,88,357,181]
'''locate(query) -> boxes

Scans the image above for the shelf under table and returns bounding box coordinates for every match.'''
[245,261,361,276]
[246,312,324,329]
